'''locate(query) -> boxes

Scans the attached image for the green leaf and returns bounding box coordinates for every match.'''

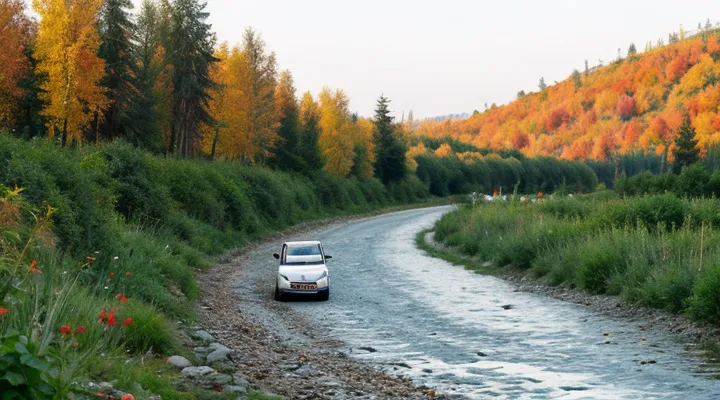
[22,356,49,372]
[17,336,28,345]
[2,390,23,400]
[2,371,26,386]
[13,343,28,355]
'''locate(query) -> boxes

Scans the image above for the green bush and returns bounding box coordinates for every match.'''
[687,265,720,322]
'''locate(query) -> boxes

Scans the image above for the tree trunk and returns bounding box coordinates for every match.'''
[61,118,68,147]
[211,126,219,161]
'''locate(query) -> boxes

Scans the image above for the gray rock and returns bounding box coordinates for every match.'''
[232,372,250,387]
[193,346,213,354]
[167,355,192,369]
[190,330,215,342]
[181,366,215,378]
[223,385,248,394]
[208,373,233,384]
[206,344,233,363]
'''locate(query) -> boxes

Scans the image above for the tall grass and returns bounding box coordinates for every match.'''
[433,194,720,324]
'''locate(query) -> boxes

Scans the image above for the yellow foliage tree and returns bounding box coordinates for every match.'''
[33,0,109,145]
[350,117,375,179]
[434,143,454,158]
[318,87,355,177]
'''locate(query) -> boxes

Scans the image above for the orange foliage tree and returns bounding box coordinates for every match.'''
[0,0,31,128]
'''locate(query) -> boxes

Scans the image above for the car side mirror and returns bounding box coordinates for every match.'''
[325,255,332,260]
[273,253,280,260]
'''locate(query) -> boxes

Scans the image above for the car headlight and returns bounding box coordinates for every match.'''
[317,271,327,281]
[279,274,290,281]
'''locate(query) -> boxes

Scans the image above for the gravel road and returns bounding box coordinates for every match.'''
[199,206,720,399]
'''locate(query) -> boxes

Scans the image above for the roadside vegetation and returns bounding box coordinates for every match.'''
[431,183,720,324]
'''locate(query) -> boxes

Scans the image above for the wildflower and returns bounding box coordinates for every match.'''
[29,260,41,274]
[123,318,133,327]
[86,256,96,263]
[538,192,544,199]
[109,272,114,279]
[113,256,119,260]
[125,271,131,278]
[60,325,72,335]
[108,316,117,327]
[121,394,134,400]
[75,326,86,334]
[73,341,79,348]
[0,307,8,317]
[99,309,106,323]
[115,293,128,304]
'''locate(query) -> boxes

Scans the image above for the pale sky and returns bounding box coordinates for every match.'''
[130,1,719,118]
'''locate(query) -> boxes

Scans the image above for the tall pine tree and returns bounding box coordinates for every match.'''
[372,95,407,184]
[270,70,303,171]
[167,0,216,156]
[298,91,324,173]
[673,115,700,173]
[98,0,136,141]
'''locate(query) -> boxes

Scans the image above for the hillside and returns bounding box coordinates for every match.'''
[413,29,720,163]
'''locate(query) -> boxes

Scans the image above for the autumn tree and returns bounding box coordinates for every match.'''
[241,28,279,163]
[0,0,31,130]
[33,0,110,145]
[167,0,217,156]
[372,95,407,184]
[298,91,324,173]
[98,0,136,141]
[673,115,700,172]
[270,70,303,171]
[616,95,635,121]
[318,87,354,177]
[201,43,231,160]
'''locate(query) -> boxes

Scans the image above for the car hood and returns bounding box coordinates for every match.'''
[278,265,327,282]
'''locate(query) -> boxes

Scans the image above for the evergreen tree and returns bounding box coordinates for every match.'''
[407,109,414,125]
[584,60,590,76]
[270,70,303,171]
[167,0,217,156]
[372,95,407,184]
[298,91,324,173]
[538,77,547,91]
[673,115,700,173]
[98,0,136,141]
[627,43,637,58]
[131,0,164,151]
[516,90,526,98]
[571,69,582,90]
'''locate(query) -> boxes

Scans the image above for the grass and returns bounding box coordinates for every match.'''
[425,194,720,324]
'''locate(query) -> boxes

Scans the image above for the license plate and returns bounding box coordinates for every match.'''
[291,283,317,290]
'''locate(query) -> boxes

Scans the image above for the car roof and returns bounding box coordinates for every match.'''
[284,241,321,246]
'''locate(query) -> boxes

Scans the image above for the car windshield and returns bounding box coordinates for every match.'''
[284,244,324,265]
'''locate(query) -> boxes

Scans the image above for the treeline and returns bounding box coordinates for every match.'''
[0,0,417,187]
[408,137,597,196]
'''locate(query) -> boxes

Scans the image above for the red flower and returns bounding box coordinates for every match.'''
[108,316,117,327]
[0,308,7,317]
[109,272,114,279]
[29,260,40,274]
[60,325,72,335]
[99,309,106,323]
[86,256,96,263]
[115,293,128,304]
[123,318,133,327]
[121,394,134,400]
[538,192,544,199]
[75,326,86,334]
[125,271,131,278]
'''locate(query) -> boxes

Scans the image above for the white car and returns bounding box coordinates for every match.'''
[273,241,331,301]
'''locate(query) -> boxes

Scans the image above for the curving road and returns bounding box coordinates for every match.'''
[244,206,720,399]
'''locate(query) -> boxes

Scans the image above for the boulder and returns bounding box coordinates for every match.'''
[181,366,215,378]
[167,356,192,369]
[190,330,214,342]
[206,343,233,363]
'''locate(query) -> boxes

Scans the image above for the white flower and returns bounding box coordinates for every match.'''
[113,256,119,260]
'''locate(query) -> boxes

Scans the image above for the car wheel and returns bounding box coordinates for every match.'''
[274,285,283,301]
[318,289,329,301]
